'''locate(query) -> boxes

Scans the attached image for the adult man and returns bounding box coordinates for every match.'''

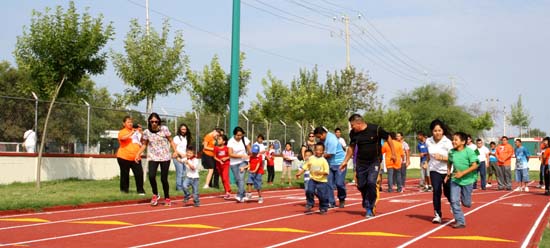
[339,114,396,218]
[417,131,431,191]
[314,126,346,208]
[495,136,513,191]
[473,138,490,190]
[396,132,410,190]
[23,128,36,153]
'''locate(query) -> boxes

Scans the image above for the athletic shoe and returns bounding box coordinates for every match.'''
[194,202,200,207]
[432,212,442,224]
[486,183,492,188]
[150,194,159,206]
[165,198,171,206]
[339,200,345,208]
[258,197,264,204]
[235,196,242,203]
[319,209,328,215]
[545,190,550,196]
[202,185,210,189]
[304,205,313,214]
[183,197,189,204]
[514,187,522,192]
[246,192,253,199]
[452,223,466,229]
[241,196,248,202]
[525,187,529,192]
[138,193,146,196]
[537,184,544,189]
[365,209,374,219]
[223,193,231,200]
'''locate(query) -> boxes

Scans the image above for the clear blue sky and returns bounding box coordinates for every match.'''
[1,0,549,137]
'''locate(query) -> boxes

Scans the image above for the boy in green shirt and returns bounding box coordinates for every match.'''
[446,132,479,229]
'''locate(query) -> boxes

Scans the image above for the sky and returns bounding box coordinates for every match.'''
[1,0,549,137]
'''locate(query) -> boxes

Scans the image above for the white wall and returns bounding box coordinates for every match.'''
[0,155,542,185]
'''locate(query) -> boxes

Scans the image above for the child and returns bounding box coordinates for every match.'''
[298,149,313,191]
[266,144,275,185]
[295,143,330,215]
[282,143,295,186]
[514,139,530,192]
[214,134,232,199]
[446,132,479,228]
[242,144,264,203]
[182,147,200,207]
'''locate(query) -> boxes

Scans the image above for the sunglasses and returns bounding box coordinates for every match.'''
[309,135,314,137]
[150,120,159,124]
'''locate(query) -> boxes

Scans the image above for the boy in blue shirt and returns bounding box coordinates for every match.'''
[514,139,530,192]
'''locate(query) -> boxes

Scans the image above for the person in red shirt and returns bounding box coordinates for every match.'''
[214,134,231,199]
[242,144,264,203]
[266,144,276,185]
[495,136,514,191]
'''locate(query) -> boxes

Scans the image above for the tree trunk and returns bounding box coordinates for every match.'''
[36,76,66,189]
[146,96,153,114]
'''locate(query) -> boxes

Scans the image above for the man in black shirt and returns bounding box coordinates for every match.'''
[339,114,396,218]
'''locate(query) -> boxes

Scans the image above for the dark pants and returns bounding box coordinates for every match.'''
[356,161,381,212]
[117,158,145,194]
[473,161,487,190]
[544,165,549,190]
[430,171,451,218]
[267,165,275,183]
[540,163,545,186]
[148,161,170,198]
[305,180,329,211]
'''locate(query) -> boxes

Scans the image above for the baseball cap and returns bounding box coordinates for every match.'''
[251,144,260,154]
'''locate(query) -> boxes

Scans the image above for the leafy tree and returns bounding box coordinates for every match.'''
[14,1,114,188]
[509,94,531,137]
[0,61,33,142]
[529,128,547,138]
[112,19,187,113]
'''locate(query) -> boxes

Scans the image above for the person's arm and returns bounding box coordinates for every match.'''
[405,147,411,166]
[386,136,397,164]
[444,155,452,183]
[339,145,354,171]
[485,148,490,167]
[135,139,149,162]
[118,129,135,141]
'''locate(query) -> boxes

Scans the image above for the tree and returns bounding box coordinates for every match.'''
[529,128,547,138]
[0,61,33,142]
[112,19,187,113]
[14,1,114,188]
[509,94,531,137]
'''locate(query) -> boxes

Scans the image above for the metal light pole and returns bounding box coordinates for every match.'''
[296,121,303,146]
[279,120,287,145]
[31,92,38,147]
[82,99,90,154]
[241,112,249,135]
[194,110,200,150]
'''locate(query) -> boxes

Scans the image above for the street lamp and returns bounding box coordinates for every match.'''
[279,120,287,145]
[194,110,200,150]
[296,121,303,145]
[81,99,90,154]
[240,111,249,136]
[31,92,38,145]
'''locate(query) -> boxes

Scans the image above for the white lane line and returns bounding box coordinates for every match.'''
[265,201,432,248]
[521,201,550,248]
[0,188,306,219]
[0,191,306,231]
[0,200,304,247]
[396,190,518,248]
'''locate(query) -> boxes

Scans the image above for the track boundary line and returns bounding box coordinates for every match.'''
[521,201,550,248]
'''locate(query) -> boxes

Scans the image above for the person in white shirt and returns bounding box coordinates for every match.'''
[473,138,490,190]
[228,126,251,202]
[173,123,192,192]
[23,128,36,153]
[182,147,200,207]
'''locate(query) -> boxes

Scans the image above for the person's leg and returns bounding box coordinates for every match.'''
[173,158,184,191]
[182,177,191,201]
[400,163,407,189]
[479,161,487,190]
[160,161,170,199]
[219,164,231,194]
[237,162,247,197]
[305,180,315,208]
[327,167,336,205]
[317,182,330,211]
[386,168,394,192]
[336,166,347,203]
[540,163,545,187]
[202,154,214,188]
[355,166,368,210]
[117,158,131,193]
[365,162,381,214]
[504,165,512,190]
[130,160,145,194]
[495,165,504,190]
[430,171,443,218]
[268,166,275,183]
[210,165,220,188]
[449,181,465,225]
[396,167,403,192]
[192,178,200,205]
[545,165,550,193]
[148,161,160,196]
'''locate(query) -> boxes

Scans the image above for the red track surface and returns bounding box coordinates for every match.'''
[0,180,548,247]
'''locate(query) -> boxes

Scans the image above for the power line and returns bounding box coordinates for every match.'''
[286,0,334,19]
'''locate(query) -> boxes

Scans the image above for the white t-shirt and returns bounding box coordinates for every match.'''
[477,146,490,163]
[23,129,36,147]
[228,136,250,165]
[186,157,200,178]
[173,135,188,155]
[338,137,347,150]
[467,143,477,151]
[426,136,453,174]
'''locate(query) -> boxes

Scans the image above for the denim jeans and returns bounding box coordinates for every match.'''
[305,180,329,211]
[450,180,473,225]
[183,177,200,204]
[473,161,487,189]
[327,165,347,205]
[230,161,247,198]
[387,168,402,192]
[400,163,407,188]
[173,158,186,191]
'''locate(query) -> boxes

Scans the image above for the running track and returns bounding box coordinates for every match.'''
[0,179,548,247]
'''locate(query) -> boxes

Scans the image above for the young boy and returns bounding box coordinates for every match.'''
[182,147,200,207]
[447,132,479,229]
[298,150,313,191]
[514,139,530,192]
[242,144,264,203]
[295,143,330,215]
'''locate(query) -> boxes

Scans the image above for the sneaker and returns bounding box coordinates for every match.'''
[525,187,529,192]
[165,198,171,206]
[246,193,253,199]
[194,202,200,207]
[452,223,466,229]
[486,183,492,188]
[150,194,159,206]
[304,205,313,214]
[258,197,264,204]
[203,185,210,189]
[138,192,146,196]
[339,200,345,208]
[235,196,242,202]
[545,190,550,196]
[183,197,189,204]
[242,196,249,202]
[365,209,374,219]
[319,209,328,215]
[514,187,522,192]
[432,212,442,224]
[328,203,335,209]
[224,193,231,200]
[537,184,544,189]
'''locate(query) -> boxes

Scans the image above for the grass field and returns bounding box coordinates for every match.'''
[0,168,548,246]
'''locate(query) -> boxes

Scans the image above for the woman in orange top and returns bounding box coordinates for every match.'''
[116,116,145,195]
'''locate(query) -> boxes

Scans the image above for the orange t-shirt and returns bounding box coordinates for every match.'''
[117,127,140,161]
[496,143,513,166]
[382,140,403,169]
[544,148,550,165]
[202,133,215,157]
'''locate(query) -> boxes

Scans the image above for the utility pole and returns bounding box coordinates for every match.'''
[343,15,350,70]
[145,0,150,36]
[229,0,241,136]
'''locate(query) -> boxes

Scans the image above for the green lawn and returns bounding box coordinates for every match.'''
[0,169,548,246]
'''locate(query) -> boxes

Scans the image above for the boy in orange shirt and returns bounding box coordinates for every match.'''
[495,136,514,191]
[382,132,404,192]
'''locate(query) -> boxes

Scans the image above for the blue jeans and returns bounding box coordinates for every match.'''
[473,161,487,189]
[230,161,247,198]
[327,165,347,205]
[305,180,329,211]
[183,177,200,204]
[400,163,407,188]
[173,158,186,191]
[450,181,473,225]
[387,168,402,192]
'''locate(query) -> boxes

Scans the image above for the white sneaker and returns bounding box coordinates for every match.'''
[524,187,529,192]
[486,183,492,188]
[258,197,264,204]
[246,193,253,199]
[514,186,522,192]
[203,185,210,189]
[242,196,249,202]
[432,213,442,224]
[235,196,242,203]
